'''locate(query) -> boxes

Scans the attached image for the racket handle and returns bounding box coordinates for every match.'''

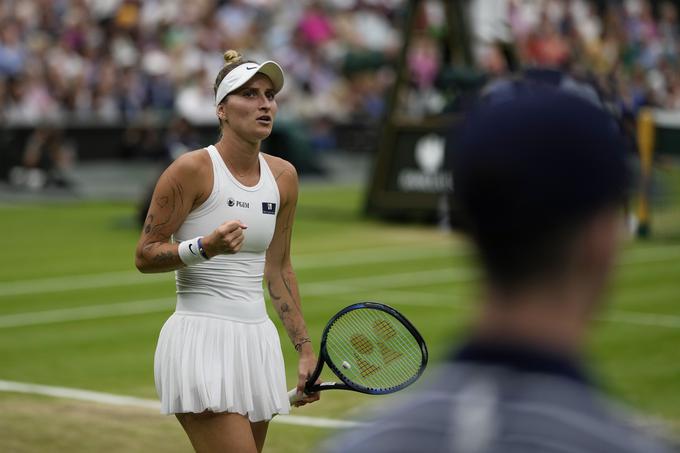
[288,387,303,404]
[289,382,335,403]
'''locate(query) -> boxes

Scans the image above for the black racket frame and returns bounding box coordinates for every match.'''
[303,301,428,395]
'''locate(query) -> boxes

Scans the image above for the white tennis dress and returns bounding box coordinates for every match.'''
[154,145,290,421]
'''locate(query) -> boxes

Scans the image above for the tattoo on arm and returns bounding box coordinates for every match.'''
[144,177,185,240]
[153,250,176,264]
[282,274,295,299]
[278,207,298,301]
[140,177,187,264]
[268,281,281,300]
[144,214,154,234]
[269,271,305,341]
[268,178,308,346]
[274,169,288,181]
[142,242,177,264]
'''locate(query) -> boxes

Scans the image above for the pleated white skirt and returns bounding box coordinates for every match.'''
[154,313,291,421]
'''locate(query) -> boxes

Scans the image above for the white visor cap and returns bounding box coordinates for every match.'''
[215,61,284,105]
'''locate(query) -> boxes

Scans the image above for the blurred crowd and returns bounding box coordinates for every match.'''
[0,0,407,128]
[4,0,680,191]
[475,0,680,116]
[2,0,679,128]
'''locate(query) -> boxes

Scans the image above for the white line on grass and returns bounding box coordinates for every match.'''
[2,242,677,299]
[0,271,171,298]
[601,311,680,329]
[352,289,465,307]
[0,269,473,329]
[0,245,462,298]
[0,298,174,328]
[321,286,680,329]
[295,245,465,268]
[0,277,678,331]
[301,268,475,297]
[0,380,361,429]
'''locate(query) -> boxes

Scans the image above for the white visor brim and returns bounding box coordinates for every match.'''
[215,61,284,105]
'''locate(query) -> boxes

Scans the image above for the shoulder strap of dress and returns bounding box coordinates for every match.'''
[259,154,281,206]
[205,145,226,181]
[259,153,276,183]
[205,145,219,165]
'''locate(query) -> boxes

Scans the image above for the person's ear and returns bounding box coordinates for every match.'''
[216,104,228,122]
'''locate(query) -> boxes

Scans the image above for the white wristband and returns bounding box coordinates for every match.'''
[178,237,209,265]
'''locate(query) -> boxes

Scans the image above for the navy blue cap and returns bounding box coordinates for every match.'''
[451,81,630,240]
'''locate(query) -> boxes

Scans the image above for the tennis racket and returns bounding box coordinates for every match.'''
[288,302,428,404]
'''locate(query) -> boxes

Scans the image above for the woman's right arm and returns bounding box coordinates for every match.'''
[135,152,207,273]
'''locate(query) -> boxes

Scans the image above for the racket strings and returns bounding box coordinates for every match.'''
[350,334,374,354]
[336,319,420,387]
[325,308,423,391]
[373,319,397,341]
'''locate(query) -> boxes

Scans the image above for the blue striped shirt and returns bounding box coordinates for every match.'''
[323,341,675,453]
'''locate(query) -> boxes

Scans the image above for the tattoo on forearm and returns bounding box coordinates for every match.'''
[270,274,305,342]
[290,326,302,342]
[268,281,281,300]
[152,250,176,264]
[282,273,295,299]
[142,242,161,254]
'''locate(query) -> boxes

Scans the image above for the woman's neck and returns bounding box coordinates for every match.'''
[216,131,261,177]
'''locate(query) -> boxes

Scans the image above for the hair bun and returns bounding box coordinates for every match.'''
[223,50,242,65]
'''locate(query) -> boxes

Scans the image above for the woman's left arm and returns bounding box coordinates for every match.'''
[264,158,320,407]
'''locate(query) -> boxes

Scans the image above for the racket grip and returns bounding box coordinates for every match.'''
[288,387,304,404]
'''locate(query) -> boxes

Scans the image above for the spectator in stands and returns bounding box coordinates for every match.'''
[3,0,680,141]
[0,18,25,76]
[323,79,676,453]
[175,68,217,125]
[659,1,679,62]
[297,1,335,47]
[0,0,406,127]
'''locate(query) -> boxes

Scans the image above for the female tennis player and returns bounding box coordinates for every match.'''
[135,50,319,452]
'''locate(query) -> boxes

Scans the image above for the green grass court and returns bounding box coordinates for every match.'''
[1,183,679,452]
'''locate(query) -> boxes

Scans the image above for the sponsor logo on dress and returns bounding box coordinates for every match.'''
[262,202,277,215]
[227,197,249,208]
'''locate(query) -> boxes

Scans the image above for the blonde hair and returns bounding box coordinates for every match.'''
[222,49,242,66]
[213,49,250,100]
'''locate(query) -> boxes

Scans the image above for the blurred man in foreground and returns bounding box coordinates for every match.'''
[324,80,675,452]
